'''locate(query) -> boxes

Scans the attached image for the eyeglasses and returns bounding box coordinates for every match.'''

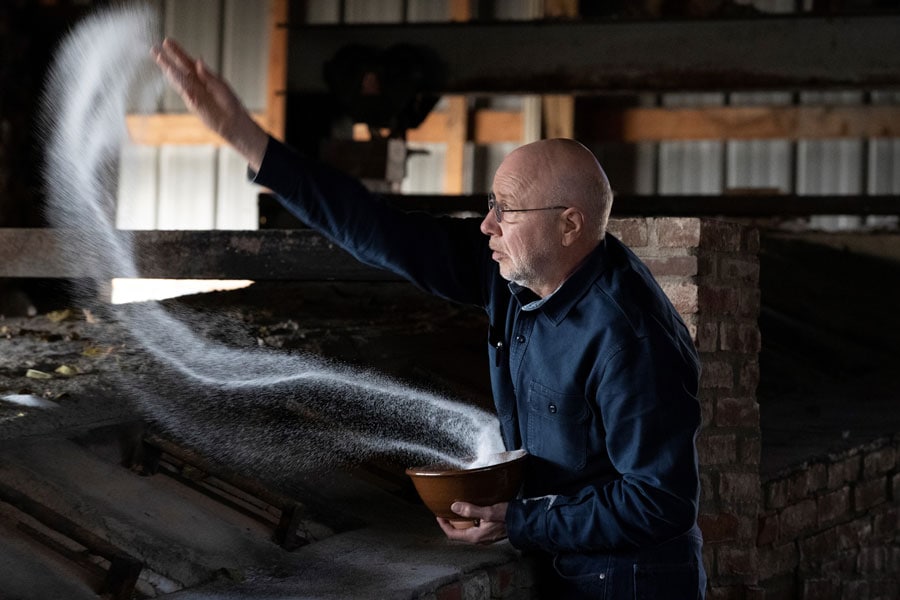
[488,193,568,224]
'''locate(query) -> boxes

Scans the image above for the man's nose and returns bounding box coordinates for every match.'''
[480,212,500,236]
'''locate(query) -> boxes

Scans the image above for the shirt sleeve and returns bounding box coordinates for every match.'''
[506,337,702,553]
[251,136,489,307]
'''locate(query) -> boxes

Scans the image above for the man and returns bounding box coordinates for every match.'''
[154,39,706,598]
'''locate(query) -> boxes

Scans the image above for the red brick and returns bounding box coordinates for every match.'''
[854,477,887,511]
[743,228,760,253]
[716,546,758,577]
[699,285,740,315]
[700,220,742,251]
[779,499,817,539]
[644,255,698,278]
[435,581,462,600]
[781,464,828,504]
[757,512,779,546]
[841,580,869,600]
[744,587,766,600]
[720,471,760,504]
[818,487,851,525]
[828,455,861,490]
[863,446,896,479]
[719,321,761,353]
[872,505,898,540]
[661,280,699,315]
[700,397,714,428]
[699,512,740,543]
[658,218,701,248]
[698,253,717,278]
[489,564,516,598]
[738,287,761,317]
[740,435,761,466]
[802,578,839,600]
[767,479,790,510]
[889,546,900,574]
[696,319,718,352]
[698,433,738,465]
[720,257,760,282]
[758,542,799,580]
[700,470,717,508]
[835,518,872,550]
[738,360,760,393]
[707,585,746,600]
[856,547,886,573]
[608,218,650,247]
[701,360,734,389]
[800,528,838,565]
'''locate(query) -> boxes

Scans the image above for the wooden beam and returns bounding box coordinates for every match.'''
[0,229,398,280]
[288,15,900,94]
[449,0,471,22]
[125,113,268,146]
[265,0,289,139]
[407,109,522,144]
[443,96,468,194]
[577,105,900,141]
[542,95,575,139]
[5,202,900,281]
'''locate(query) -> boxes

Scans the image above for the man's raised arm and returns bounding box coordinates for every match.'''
[152,38,268,172]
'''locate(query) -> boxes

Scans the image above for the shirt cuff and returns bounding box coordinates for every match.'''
[506,495,554,553]
[247,136,303,195]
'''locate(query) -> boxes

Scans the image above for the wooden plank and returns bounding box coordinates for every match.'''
[265,0,289,138]
[542,95,574,139]
[288,15,900,93]
[407,109,522,144]
[473,111,524,144]
[449,0,471,22]
[577,105,900,142]
[5,200,899,280]
[443,96,468,194]
[125,113,269,146]
[0,229,399,280]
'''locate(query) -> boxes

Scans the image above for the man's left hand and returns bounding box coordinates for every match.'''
[436,501,508,545]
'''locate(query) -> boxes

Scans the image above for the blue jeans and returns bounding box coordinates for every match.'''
[534,526,707,599]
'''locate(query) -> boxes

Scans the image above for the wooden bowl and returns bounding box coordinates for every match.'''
[405,449,527,529]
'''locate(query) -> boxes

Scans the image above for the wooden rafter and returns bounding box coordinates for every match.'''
[577,105,900,142]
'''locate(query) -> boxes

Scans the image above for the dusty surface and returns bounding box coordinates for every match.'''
[0,281,491,447]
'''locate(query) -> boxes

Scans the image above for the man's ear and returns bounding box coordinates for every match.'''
[560,208,584,247]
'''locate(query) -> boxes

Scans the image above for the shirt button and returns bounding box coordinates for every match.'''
[516,334,526,343]
[548,403,557,414]
[598,573,606,580]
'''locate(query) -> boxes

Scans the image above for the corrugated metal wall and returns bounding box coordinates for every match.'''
[118,0,899,233]
[116,0,270,231]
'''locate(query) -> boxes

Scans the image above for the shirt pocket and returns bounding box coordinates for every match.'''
[525,381,589,470]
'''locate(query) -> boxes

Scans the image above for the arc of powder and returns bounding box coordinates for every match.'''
[38,5,504,474]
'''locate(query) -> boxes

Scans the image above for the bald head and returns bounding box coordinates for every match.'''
[496,138,613,243]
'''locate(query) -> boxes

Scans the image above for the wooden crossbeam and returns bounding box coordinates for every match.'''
[288,15,900,94]
[577,105,900,141]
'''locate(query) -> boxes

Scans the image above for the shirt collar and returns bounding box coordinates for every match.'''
[509,236,613,325]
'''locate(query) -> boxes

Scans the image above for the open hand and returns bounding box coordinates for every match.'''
[151,38,268,171]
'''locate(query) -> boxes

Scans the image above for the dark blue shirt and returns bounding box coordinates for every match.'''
[253,138,702,556]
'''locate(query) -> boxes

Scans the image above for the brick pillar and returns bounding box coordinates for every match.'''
[610,217,762,598]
